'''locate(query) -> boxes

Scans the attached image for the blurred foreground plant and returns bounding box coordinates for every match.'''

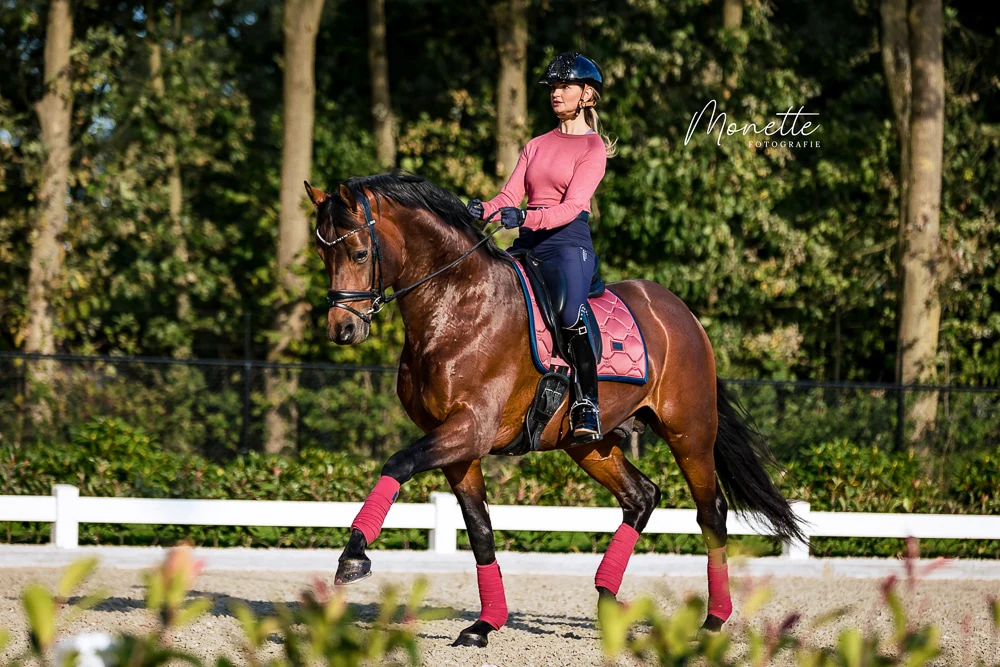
[3,547,447,666]
[228,576,452,666]
[598,544,999,666]
[14,556,104,660]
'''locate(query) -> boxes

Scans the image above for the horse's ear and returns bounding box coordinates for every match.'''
[338,183,358,211]
[304,181,329,208]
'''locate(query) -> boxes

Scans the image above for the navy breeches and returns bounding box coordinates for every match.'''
[532,245,596,328]
[510,211,597,328]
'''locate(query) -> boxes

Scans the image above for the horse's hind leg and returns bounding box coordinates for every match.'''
[646,413,732,630]
[565,434,661,603]
[442,459,507,648]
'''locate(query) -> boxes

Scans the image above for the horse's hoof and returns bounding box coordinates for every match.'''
[597,586,627,613]
[334,557,371,585]
[452,632,488,648]
[452,621,492,648]
[701,614,726,632]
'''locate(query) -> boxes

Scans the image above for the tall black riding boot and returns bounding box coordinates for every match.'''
[564,310,602,443]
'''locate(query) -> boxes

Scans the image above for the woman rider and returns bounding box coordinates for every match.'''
[468,52,616,443]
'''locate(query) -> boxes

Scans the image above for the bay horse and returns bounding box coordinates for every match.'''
[305,172,804,647]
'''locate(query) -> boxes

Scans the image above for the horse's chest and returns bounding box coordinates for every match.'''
[396,352,460,428]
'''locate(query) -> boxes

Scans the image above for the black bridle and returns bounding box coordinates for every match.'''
[316,192,502,324]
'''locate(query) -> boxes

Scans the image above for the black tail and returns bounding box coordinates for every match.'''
[713,377,807,544]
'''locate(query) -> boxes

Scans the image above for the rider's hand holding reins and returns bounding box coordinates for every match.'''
[467,198,485,220]
[498,206,526,229]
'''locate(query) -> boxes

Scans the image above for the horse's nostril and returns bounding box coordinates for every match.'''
[339,322,356,342]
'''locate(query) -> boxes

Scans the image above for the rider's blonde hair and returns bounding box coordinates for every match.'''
[583,89,617,158]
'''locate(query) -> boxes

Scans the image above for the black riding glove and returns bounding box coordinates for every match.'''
[499,206,527,229]
[467,198,484,220]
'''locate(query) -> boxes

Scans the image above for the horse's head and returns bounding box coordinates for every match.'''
[308,172,505,346]
[307,181,383,345]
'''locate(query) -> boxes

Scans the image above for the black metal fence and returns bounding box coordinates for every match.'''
[1,352,997,460]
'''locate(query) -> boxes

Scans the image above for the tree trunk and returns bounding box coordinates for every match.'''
[899,0,944,441]
[722,0,742,92]
[167,149,187,326]
[881,0,912,386]
[367,0,395,168]
[722,0,742,29]
[148,4,191,355]
[25,0,73,358]
[266,0,326,453]
[25,0,74,428]
[494,0,528,179]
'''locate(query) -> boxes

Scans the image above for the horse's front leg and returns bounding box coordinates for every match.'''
[441,459,506,648]
[335,410,494,585]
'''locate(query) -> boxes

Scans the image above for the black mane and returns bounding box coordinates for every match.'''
[317,170,507,261]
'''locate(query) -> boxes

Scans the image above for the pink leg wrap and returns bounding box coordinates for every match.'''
[594,524,640,595]
[476,561,508,630]
[351,476,400,545]
[707,546,732,621]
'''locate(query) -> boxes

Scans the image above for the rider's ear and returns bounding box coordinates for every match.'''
[338,184,358,211]
[304,181,329,208]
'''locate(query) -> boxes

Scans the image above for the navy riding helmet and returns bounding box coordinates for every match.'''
[538,52,604,96]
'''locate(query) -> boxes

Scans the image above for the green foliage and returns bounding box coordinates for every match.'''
[0,358,423,458]
[1,418,998,558]
[725,381,1000,460]
[4,354,996,465]
[397,90,498,198]
[6,554,996,666]
[581,0,903,381]
[1,1,255,359]
[3,550,435,666]
[1,0,998,386]
[16,556,99,658]
[144,547,212,629]
[292,369,423,456]
[22,584,57,655]
[949,450,1000,514]
[596,574,995,666]
[784,440,945,513]
[245,577,450,666]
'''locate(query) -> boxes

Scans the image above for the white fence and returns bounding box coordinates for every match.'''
[3,485,1000,560]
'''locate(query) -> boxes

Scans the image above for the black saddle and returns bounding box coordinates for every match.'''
[496,250,607,457]
[507,249,605,361]
[589,256,606,298]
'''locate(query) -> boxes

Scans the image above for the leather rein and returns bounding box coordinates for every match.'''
[316,193,502,324]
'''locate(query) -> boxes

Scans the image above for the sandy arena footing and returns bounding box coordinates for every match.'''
[0,547,998,665]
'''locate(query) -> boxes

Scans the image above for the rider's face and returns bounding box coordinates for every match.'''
[550,83,590,116]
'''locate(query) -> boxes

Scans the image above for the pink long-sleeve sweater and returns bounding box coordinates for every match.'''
[481,128,607,231]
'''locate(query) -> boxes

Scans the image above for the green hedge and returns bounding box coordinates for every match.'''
[1,418,997,558]
[4,358,997,462]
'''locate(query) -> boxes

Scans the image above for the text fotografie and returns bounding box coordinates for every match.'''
[685,100,821,148]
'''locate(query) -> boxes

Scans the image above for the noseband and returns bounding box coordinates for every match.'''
[316,192,502,324]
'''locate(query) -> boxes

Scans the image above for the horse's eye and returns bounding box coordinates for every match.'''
[352,249,369,263]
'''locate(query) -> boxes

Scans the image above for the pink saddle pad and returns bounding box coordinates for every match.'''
[512,260,648,384]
